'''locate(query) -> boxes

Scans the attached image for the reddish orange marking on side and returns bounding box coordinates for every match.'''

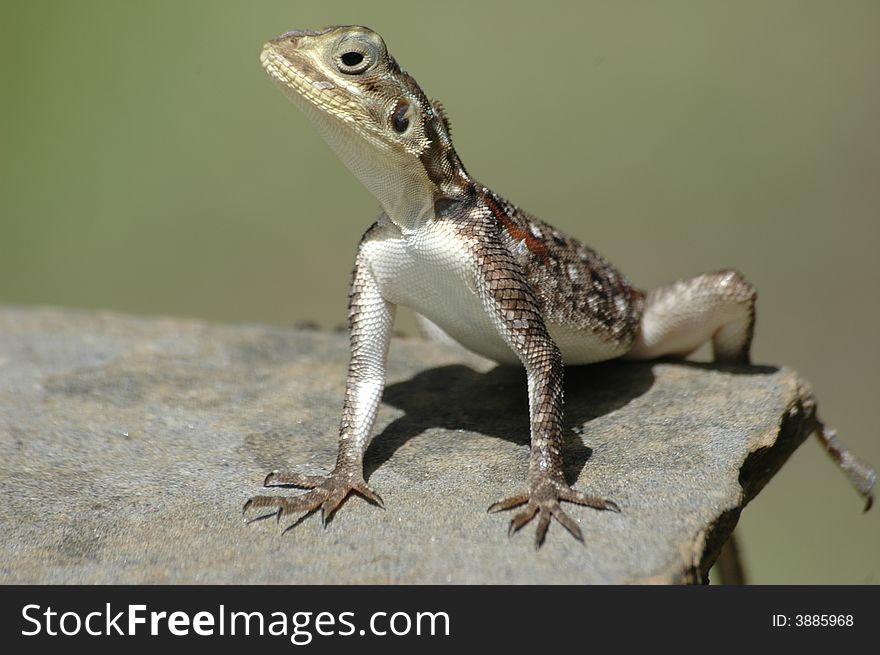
[484,194,549,265]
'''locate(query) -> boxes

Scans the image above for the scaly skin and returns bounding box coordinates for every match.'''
[244,26,874,547]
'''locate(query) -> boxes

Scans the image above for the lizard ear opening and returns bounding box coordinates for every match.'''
[391,99,413,134]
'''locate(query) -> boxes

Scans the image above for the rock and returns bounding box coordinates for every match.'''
[0,306,818,583]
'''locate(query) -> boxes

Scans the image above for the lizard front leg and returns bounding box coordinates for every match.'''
[244,247,395,528]
[474,235,619,547]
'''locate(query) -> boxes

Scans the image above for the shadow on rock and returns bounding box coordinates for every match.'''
[366,360,658,484]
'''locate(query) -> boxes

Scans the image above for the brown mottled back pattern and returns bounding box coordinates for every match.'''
[481,189,645,344]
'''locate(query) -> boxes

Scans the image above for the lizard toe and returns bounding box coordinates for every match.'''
[353,482,385,508]
[508,504,539,536]
[559,487,620,512]
[319,487,350,526]
[246,469,382,534]
[488,493,529,513]
[264,470,327,489]
[492,476,617,547]
[551,504,584,543]
[533,509,552,549]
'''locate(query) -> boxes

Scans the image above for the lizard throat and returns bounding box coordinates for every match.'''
[262,46,438,229]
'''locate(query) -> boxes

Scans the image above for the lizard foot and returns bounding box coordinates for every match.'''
[243,469,383,532]
[488,476,619,548]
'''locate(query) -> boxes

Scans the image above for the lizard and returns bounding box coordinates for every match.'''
[244,25,876,548]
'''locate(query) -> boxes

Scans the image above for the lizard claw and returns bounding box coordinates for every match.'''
[353,482,384,508]
[490,477,618,548]
[244,468,383,532]
[487,493,529,513]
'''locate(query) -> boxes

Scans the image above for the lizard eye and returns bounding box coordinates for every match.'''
[341,52,363,66]
[391,99,411,133]
[336,48,371,74]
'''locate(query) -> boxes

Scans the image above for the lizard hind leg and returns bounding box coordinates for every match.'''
[625,269,757,365]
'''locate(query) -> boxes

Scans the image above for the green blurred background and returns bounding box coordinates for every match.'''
[1,0,877,583]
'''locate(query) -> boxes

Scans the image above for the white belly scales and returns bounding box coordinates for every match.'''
[362,219,628,366]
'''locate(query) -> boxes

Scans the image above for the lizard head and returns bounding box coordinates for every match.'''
[261,26,470,227]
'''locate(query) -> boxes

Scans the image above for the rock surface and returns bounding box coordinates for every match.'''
[0,306,817,584]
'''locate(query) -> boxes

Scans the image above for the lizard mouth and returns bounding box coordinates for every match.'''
[260,43,336,105]
[260,42,372,131]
